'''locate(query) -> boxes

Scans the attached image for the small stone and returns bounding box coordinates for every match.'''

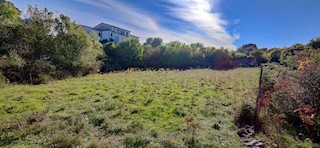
[297,132,306,140]
[211,123,220,130]
[245,139,259,147]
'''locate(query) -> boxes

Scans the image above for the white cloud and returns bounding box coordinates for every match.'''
[75,0,238,49]
[165,0,238,49]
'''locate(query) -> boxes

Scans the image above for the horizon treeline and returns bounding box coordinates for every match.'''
[0,2,319,84]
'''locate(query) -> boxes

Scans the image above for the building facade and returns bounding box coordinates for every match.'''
[82,23,139,43]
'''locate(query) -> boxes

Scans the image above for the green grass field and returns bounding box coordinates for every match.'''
[0,68,260,147]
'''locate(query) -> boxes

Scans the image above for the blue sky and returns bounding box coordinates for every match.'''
[10,0,320,50]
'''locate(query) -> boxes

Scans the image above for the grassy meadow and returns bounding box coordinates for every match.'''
[0,68,260,147]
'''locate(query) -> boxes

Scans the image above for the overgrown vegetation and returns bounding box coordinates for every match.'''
[235,44,319,147]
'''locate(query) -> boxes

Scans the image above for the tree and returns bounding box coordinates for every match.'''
[0,4,104,83]
[250,50,268,66]
[191,49,208,68]
[144,38,154,46]
[106,39,144,70]
[159,41,192,68]
[53,14,104,76]
[143,37,163,47]
[152,37,163,47]
[190,43,204,51]
[101,42,116,72]
[0,1,21,25]
[308,37,320,49]
[238,43,258,54]
[143,45,162,68]
[208,48,232,69]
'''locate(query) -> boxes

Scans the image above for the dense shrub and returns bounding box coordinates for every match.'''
[261,50,320,142]
[298,54,320,112]
[269,48,281,63]
[280,44,314,69]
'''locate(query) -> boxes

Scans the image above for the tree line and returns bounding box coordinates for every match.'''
[0,2,319,84]
[102,37,319,72]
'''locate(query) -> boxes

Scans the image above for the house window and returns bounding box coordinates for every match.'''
[111,33,113,37]
[98,32,102,37]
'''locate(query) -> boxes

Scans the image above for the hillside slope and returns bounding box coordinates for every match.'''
[0,68,259,147]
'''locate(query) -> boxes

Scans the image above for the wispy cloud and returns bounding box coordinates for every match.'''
[75,0,238,49]
[233,19,240,24]
[75,0,159,31]
[165,0,238,49]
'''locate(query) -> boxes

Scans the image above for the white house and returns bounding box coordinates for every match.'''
[82,23,139,43]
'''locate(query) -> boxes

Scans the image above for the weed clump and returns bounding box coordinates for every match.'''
[89,115,105,126]
[46,134,83,148]
[235,103,263,132]
[123,136,150,148]
[235,104,255,127]
[127,121,144,133]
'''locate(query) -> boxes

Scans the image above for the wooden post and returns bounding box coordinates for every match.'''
[29,72,33,84]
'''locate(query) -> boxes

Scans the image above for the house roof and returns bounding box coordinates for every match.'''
[130,35,139,38]
[94,22,131,32]
[81,24,138,38]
